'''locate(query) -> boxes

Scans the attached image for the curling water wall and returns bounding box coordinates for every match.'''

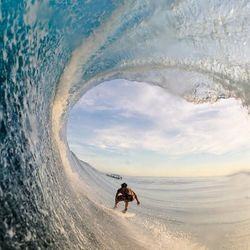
[0,1,125,249]
[1,0,250,249]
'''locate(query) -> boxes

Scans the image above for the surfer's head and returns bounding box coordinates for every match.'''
[121,183,127,188]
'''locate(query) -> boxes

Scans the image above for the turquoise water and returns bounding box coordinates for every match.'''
[1,0,250,249]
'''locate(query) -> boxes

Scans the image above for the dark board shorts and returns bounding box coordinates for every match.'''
[117,194,134,202]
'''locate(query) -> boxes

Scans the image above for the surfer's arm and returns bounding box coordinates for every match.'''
[133,191,140,205]
[115,189,121,200]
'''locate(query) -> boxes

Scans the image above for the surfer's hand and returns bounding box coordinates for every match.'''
[137,201,140,205]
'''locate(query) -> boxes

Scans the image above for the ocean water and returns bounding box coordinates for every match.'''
[1,0,250,249]
[73,156,250,250]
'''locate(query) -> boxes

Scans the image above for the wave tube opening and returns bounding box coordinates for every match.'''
[64,78,250,249]
[67,79,250,177]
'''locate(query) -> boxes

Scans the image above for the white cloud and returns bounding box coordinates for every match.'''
[71,80,250,157]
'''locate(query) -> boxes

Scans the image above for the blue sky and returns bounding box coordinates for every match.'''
[67,79,250,176]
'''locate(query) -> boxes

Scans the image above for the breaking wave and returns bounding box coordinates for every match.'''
[1,0,250,249]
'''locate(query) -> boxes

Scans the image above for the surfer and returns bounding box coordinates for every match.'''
[114,183,140,213]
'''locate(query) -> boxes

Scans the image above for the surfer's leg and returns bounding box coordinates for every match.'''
[114,199,120,208]
[114,196,123,208]
[122,201,128,213]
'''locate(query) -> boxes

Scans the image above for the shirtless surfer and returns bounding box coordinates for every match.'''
[114,183,140,213]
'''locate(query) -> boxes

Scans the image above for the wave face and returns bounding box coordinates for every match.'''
[1,0,250,249]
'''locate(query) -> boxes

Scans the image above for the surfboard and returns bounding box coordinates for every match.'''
[102,205,136,218]
[112,209,136,218]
